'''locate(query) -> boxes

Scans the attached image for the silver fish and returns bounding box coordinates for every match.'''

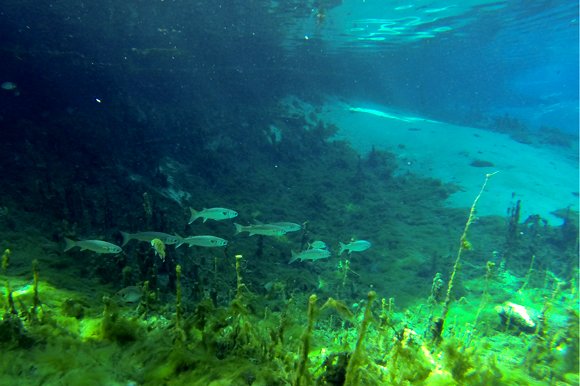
[339,240,372,255]
[120,231,180,247]
[234,223,286,236]
[176,235,227,248]
[116,286,142,303]
[64,238,122,254]
[189,207,238,224]
[309,241,327,249]
[268,222,302,232]
[289,248,331,264]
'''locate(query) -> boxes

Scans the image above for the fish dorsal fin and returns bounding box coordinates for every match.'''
[254,219,264,225]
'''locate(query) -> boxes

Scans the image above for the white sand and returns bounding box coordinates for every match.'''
[285,97,579,225]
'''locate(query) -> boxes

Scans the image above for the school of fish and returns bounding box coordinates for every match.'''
[62,205,372,299]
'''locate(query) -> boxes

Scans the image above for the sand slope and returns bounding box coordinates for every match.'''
[287,97,579,225]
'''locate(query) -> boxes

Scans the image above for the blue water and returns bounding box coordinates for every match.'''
[0,1,578,384]
[309,0,579,133]
[1,0,577,134]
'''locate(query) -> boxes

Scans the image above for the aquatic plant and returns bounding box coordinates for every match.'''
[295,294,318,386]
[0,157,577,386]
[431,172,497,346]
[344,290,376,385]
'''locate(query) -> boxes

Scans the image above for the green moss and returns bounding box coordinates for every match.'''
[0,312,35,349]
[100,296,143,343]
[61,298,85,319]
[441,338,475,382]
[0,102,577,386]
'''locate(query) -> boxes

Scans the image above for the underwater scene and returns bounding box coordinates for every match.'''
[0,0,578,385]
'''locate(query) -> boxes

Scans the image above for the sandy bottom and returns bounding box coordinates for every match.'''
[285,97,579,225]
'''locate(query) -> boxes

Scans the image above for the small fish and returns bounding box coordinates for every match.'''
[309,241,327,249]
[189,207,238,224]
[268,222,302,232]
[339,240,372,255]
[1,82,19,96]
[116,286,142,304]
[1,82,17,90]
[119,231,180,247]
[254,220,301,232]
[234,223,286,236]
[264,281,275,292]
[64,238,122,254]
[289,248,331,264]
[151,238,166,262]
[176,235,228,248]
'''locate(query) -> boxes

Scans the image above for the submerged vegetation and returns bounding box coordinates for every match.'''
[0,93,578,385]
[0,211,578,385]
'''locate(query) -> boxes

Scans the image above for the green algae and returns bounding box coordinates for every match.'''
[0,99,577,386]
[0,239,578,385]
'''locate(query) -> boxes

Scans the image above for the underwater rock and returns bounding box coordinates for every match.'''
[469,159,495,167]
[61,299,85,319]
[494,302,538,333]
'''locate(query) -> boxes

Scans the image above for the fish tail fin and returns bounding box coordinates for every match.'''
[120,231,131,247]
[288,250,300,264]
[63,237,76,252]
[188,208,198,224]
[234,223,243,235]
[339,242,346,255]
[175,233,184,249]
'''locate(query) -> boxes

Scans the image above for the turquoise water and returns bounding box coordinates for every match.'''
[0,0,578,385]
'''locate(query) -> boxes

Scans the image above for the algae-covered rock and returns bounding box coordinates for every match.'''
[101,296,143,343]
[61,298,85,319]
[0,312,35,349]
[494,302,539,333]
